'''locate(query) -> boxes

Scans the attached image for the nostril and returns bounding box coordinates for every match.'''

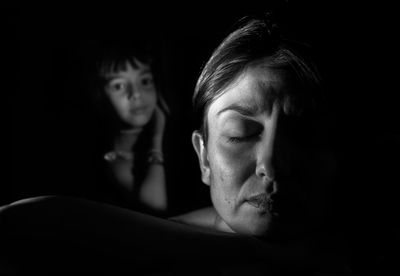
[130,91,141,101]
[256,166,275,182]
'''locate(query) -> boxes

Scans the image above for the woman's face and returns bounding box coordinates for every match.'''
[194,65,331,238]
[104,59,157,129]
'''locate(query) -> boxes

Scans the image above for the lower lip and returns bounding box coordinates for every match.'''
[131,107,147,114]
[246,201,281,217]
[246,201,270,213]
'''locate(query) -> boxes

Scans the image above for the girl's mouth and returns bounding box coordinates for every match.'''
[131,106,147,114]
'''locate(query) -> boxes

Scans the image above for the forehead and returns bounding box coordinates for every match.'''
[103,58,151,79]
[208,65,290,117]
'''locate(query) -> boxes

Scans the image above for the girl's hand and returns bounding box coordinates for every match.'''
[151,95,169,149]
[152,104,166,140]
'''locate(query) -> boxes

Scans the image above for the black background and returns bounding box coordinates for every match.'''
[8,1,400,272]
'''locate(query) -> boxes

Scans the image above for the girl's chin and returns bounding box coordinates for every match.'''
[120,127,143,134]
[125,117,151,129]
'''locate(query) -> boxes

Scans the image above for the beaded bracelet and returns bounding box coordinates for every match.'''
[147,149,164,165]
[104,150,134,162]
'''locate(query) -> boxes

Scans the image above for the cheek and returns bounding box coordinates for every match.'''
[208,140,254,199]
[108,95,129,115]
[144,90,157,108]
[215,141,254,179]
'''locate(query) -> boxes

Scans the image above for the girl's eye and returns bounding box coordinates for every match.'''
[140,76,154,87]
[107,81,126,93]
[113,83,125,90]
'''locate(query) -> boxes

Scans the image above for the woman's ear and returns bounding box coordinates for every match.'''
[192,131,211,185]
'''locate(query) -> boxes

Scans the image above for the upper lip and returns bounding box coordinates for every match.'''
[131,106,147,112]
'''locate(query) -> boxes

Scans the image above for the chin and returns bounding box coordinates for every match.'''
[233,214,275,237]
[239,215,306,241]
[126,117,150,129]
[250,221,277,237]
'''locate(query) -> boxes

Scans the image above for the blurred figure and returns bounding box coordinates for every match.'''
[87,40,169,214]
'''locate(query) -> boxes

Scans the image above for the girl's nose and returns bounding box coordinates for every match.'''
[128,84,141,101]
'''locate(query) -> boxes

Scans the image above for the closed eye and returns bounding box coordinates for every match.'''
[227,133,259,143]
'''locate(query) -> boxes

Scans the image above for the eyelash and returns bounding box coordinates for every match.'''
[141,76,154,86]
[107,82,125,92]
[227,133,258,144]
[106,75,153,91]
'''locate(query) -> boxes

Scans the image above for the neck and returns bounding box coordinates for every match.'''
[113,127,143,151]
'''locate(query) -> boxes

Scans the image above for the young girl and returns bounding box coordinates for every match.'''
[88,40,168,214]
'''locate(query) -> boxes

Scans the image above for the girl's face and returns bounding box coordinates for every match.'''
[193,65,332,238]
[104,59,157,130]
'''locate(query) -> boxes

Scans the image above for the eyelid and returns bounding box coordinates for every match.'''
[140,72,153,79]
[108,78,126,85]
[106,79,126,90]
[141,75,153,82]
[227,132,259,143]
[141,75,154,83]
[142,72,153,77]
[105,80,127,94]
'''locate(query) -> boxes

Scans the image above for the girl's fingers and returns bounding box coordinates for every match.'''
[157,93,170,115]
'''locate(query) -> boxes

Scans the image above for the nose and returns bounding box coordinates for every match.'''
[255,133,277,181]
[127,84,141,101]
[255,114,281,193]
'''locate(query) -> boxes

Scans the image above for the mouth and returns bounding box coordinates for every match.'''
[246,193,277,214]
[130,106,147,114]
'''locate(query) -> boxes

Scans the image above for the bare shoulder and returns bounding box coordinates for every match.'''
[169,206,217,229]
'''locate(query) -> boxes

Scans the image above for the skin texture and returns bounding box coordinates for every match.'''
[104,60,157,131]
[192,64,330,239]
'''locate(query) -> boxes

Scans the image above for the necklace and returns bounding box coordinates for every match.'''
[104,150,134,162]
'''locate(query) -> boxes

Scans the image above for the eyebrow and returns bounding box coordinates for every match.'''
[139,68,152,75]
[217,103,259,117]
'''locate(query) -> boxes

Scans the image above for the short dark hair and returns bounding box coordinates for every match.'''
[193,16,323,142]
[91,39,156,103]
[96,41,154,79]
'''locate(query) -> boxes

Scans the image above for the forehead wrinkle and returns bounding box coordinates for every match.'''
[254,79,283,116]
[243,64,290,115]
[210,66,294,122]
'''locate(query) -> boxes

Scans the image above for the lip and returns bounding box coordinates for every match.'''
[246,193,276,214]
[130,106,147,114]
